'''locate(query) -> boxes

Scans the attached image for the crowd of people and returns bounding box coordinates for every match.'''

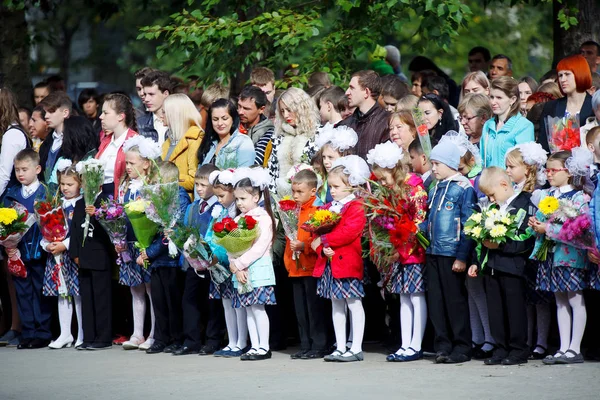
[1,40,600,366]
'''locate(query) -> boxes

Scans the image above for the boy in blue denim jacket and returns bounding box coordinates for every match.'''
[422,141,476,364]
[3,150,52,349]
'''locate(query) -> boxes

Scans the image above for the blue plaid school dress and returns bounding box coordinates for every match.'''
[587,263,600,290]
[389,263,426,294]
[232,285,276,308]
[119,243,151,287]
[209,279,234,300]
[317,263,365,299]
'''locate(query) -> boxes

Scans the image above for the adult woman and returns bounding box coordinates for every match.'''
[162,94,203,196]
[457,93,492,149]
[96,93,138,198]
[461,71,490,98]
[518,77,539,115]
[480,77,534,168]
[417,93,458,145]
[29,105,49,153]
[198,98,254,170]
[267,87,320,196]
[78,89,102,134]
[0,87,29,198]
[389,110,417,151]
[539,55,593,153]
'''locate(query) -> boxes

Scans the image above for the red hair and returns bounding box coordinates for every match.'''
[556,54,592,94]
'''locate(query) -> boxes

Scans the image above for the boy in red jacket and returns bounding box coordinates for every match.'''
[284,169,327,360]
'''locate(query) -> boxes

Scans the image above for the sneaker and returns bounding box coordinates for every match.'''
[122,336,144,350]
[139,338,155,351]
[0,330,20,346]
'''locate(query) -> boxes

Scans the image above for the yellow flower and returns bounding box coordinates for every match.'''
[464,226,472,234]
[0,208,18,226]
[472,226,482,238]
[125,200,148,213]
[539,196,559,215]
[313,209,334,224]
[490,225,507,238]
[500,215,512,225]
[468,213,482,223]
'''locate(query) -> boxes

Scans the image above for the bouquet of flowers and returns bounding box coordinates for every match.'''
[124,199,159,268]
[94,196,131,267]
[412,107,432,156]
[171,224,213,271]
[301,208,342,235]
[546,116,581,153]
[212,215,259,258]
[139,181,181,257]
[36,202,70,293]
[76,159,105,245]
[0,204,36,278]
[531,195,560,261]
[275,196,301,260]
[556,213,595,251]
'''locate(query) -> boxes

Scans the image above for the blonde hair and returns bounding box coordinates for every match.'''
[371,161,409,199]
[479,167,511,195]
[156,160,180,184]
[461,71,490,97]
[328,165,351,186]
[163,94,203,143]
[200,83,230,108]
[396,94,419,112]
[275,87,320,137]
[505,148,538,193]
[121,146,159,185]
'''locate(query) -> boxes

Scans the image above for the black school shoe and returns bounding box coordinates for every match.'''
[146,342,167,354]
[164,343,182,353]
[301,350,327,359]
[17,338,33,350]
[76,342,92,350]
[28,338,51,349]
[290,350,308,359]
[247,348,272,361]
[87,342,112,350]
[445,353,471,364]
[501,356,528,365]
[198,344,218,356]
[484,355,504,365]
[173,345,200,356]
[434,351,449,364]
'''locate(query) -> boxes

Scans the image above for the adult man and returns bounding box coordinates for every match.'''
[339,70,389,159]
[468,46,491,73]
[489,54,513,79]
[379,75,410,112]
[137,70,171,145]
[580,41,600,74]
[250,67,276,103]
[237,86,274,166]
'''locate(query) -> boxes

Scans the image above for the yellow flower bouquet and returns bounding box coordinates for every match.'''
[301,208,342,235]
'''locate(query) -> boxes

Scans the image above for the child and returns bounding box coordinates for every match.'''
[318,86,348,126]
[505,142,551,360]
[207,169,249,357]
[286,169,327,359]
[117,136,159,351]
[39,91,71,182]
[408,139,434,192]
[142,161,191,354]
[3,149,51,349]
[529,149,592,365]
[175,164,224,356]
[69,159,114,350]
[230,167,277,361]
[586,126,600,184]
[423,140,476,364]
[42,160,84,349]
[312,155,370,362]
[468,167,536,365]
[313,125,358,205]
[366,142,428,362]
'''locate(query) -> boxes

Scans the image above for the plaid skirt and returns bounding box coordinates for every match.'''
[209,279,234,300]
[389,263,426,294]
[587,264,600,290]
[43,253,79,297]
[119,244,151,287]
[317,264,365,300]
[526,261,553,304]
[537,261,587,293]
[232,285,276,308]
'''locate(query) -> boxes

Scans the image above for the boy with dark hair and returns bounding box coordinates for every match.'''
[138,70,172,145]
[409,139,434,192]
[134,67,155,100]
[39,92,72,182]
[3,149,51,349]
[318,86,347,125]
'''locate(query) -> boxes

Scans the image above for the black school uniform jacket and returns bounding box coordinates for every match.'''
[475,191,536,277]
[69,197,113,271]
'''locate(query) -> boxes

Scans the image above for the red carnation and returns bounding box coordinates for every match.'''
[223,218,237,232]
[213,221,225,233]
[279,199,297,212]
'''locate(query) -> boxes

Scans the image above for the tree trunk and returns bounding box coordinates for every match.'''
[0,7,33,107]
[552,0,600,67]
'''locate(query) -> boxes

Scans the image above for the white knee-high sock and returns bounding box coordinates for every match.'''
[131,285,146,339]
[567,291,586,355]
[536,303,551,350]
[235,307,248,349]
[251,304,270,352]
[555,292,573,354]
[331,299,347,353]
[222,298,238,348]
[409,293,427,352]
[346,298,365,354]
[398,294,413,354]
[73,295,83,343]
[57,296,74,341]
[245,306,259,350]
[145,282,155,339]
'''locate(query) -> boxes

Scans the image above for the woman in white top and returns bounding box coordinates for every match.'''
[0,87,29,198]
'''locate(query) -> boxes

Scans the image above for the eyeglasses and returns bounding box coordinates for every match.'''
[545,168,569,174]
[460,115,478,123]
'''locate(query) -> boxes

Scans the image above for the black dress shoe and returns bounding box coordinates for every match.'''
[198,344,218,356]
[88,342,112,350]
[17,338,33,350]
[484,356,504,365]
[301,350,327,359]
[146,343,166,354]
[173,346,199,356]
[290,350,308,359]
[77,342,92,350]
[164,343,182,353]
[28,338,51,349]
[445,353,471,364]
[501,356,528,365]
[248,349,272,361]
[434,351,449,364]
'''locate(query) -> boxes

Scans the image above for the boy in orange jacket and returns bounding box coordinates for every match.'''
[284,169,327,360]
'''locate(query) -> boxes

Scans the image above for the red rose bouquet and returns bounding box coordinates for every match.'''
[212,215,259,258]
[0,203,36,278]
[35,202,69,290]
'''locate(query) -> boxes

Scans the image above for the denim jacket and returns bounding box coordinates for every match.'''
[201,130,255,170]
[422,174,476,262]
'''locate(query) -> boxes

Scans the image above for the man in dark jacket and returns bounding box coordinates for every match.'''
[338,70,390,160]
[237,86,274,166]
[137,70,172,145]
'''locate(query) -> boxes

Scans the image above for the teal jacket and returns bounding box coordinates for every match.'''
[480,113,534,168]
